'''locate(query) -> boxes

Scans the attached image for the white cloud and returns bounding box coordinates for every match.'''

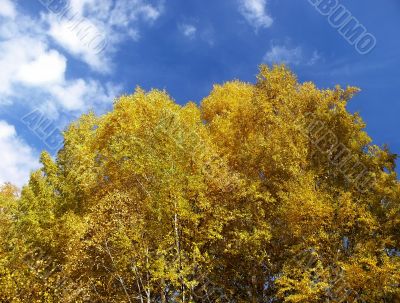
[0,35,116,114]
[0,120,39,188]
[238,0,273,29]
[0,37,50,95]
[0,0,16,19]
[263,45,321,66]
[17,50,67,86]
[42,0,163,72]
[0,8,121,115]
[179,23,197,39]
[50,79,94,112]
[0,0,164,75]
[46,16,109,73]
[0,2,126,187]
[49,79,120,113]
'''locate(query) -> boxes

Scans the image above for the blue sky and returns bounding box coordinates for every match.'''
[0,0,399,186]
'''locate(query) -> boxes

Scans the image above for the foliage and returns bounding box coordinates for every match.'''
[0,65,399,302]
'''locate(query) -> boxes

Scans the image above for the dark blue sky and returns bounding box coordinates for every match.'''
[0,0,399,186]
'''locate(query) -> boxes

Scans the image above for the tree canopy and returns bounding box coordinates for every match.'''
[0,65,399,302]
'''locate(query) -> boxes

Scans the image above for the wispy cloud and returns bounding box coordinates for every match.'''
[238,0,273,30]
[179,23,197,39]
[263,44,321,66]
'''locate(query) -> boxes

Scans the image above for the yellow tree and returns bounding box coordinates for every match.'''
[0,183,19,301]
[201,65,400,302]
[0,65,398,303]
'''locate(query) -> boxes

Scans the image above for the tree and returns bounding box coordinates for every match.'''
[0,65,399,302]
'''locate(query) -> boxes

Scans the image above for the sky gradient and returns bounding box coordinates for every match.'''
[0,0,399,187]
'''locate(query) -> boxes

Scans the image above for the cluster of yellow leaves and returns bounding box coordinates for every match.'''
[0,65,399,302]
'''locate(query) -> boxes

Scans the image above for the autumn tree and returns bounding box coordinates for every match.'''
[0,65,399,302]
